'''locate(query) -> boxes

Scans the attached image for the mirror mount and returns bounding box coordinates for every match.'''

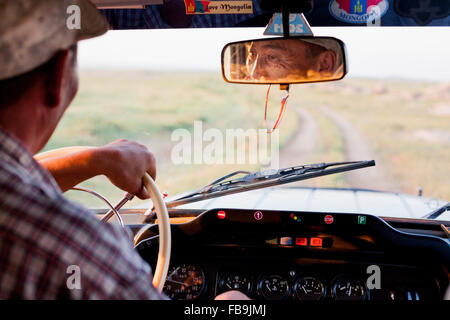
[258,0,314,14]
[282,3,290,38]
[260,0,314,38]
[259,0,314,38]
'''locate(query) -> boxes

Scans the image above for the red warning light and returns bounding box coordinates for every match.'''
[295,237,308,246]
[324,215,334,224]
[310,237,323,247]
[217,210,226,219]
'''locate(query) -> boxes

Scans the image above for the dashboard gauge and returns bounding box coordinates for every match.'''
[294,277,326,300]
[258,275,290,300]
[332,278,367,300]
[163,264,205,300]
[220,273,252,295]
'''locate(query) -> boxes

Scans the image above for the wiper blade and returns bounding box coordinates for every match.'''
[165,160,375,209]
[422,202,450,220]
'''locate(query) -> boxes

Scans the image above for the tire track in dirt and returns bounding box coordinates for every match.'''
[279,107,319,168]
[317,105,399,192]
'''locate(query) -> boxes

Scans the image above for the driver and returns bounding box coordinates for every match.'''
[246,38,340,82]
[0,0,247,300]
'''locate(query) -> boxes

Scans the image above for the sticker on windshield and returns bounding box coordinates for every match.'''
[184,0,253,15]
[263,13,313,36]
[329,0,389,24]
[394,0,449,26]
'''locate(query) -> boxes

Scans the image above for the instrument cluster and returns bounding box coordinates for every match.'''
[162,264,371,301]
[217,271,368,301]
[139,209,446,301]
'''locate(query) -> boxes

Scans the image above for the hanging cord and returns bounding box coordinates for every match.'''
[264,85,290,133]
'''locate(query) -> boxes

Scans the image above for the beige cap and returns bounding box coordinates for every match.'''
[0,0,108,81]
[300,37,345,73]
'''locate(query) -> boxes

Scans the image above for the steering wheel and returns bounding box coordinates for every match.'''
[35,147,171,292]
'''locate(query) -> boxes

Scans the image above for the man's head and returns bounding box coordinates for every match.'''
[0,0,108,153]
[246,38,339,82]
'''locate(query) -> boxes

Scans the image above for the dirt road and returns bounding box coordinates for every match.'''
[279,107,319,168]
[279,105,399,192]
[317,106,399,192]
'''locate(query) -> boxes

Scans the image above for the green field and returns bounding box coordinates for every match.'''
[291,80,450,200]
[48,71,299,206]
[45,71,450,207]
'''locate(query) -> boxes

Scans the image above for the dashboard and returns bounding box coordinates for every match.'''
[134,209,450,301]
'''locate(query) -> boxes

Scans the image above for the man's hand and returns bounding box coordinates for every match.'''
[97,139,156,199]
[38,139,156,199]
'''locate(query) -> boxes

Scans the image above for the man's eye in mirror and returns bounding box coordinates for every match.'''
[222,37,347,84]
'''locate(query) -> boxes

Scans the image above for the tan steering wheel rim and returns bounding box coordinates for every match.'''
[35,147,171,292]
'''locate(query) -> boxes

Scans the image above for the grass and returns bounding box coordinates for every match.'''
[44,71,450,206]
[290,79,450,200]
[46,71,298,206]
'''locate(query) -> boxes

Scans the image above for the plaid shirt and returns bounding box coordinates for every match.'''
[0,129,165,299]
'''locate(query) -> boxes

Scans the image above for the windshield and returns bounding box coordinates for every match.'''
[45,27,450,220]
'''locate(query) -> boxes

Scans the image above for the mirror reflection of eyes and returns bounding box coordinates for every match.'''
[261,52,284,67]
[247,51,284,68]
[223,37,347,84]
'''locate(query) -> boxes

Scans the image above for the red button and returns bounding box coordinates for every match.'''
[310,237,323,247]
[295,238,308,246]
[324,215,334,224]
[217,210,226,219]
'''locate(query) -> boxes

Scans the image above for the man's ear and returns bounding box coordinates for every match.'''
[45,49,72,108]
[318,50,336,73]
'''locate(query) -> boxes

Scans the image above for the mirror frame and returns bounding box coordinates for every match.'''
[221,36,349,85]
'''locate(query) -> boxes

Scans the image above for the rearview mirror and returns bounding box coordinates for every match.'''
[221,37,347,85]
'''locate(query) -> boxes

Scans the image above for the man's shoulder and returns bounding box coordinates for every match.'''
[0,162,162,299]
[0,159,122,256]
[0,159,87,219]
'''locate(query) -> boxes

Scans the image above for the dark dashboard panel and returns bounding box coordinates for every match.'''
[135,209,450,301]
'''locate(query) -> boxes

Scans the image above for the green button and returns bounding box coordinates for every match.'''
[358,215,367,225]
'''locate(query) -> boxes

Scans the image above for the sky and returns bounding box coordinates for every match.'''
[78,27,450,81]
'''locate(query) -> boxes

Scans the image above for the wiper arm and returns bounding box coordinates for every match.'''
[422,202,450,220]
[165,160,375,209]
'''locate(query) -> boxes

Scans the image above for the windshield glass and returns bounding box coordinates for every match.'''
[45,27,450,220]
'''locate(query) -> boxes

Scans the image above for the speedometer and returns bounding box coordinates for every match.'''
[163,264,205,300]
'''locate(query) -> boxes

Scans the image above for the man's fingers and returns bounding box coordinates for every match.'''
[146,153,157,181]
[101,140,157,197]
[147,168,156,181]
[134,184,150,200]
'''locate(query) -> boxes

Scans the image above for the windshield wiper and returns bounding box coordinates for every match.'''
[421,203,450,220]
[165,160,375,209]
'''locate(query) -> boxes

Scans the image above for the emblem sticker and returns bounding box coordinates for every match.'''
[394,0,449,26]
[184,0,253,15]
[329,0,389,24]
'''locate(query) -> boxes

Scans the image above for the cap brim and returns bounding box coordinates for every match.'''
[0,0,108,81]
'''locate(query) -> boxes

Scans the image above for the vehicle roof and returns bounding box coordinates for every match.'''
[100,0,449,30]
